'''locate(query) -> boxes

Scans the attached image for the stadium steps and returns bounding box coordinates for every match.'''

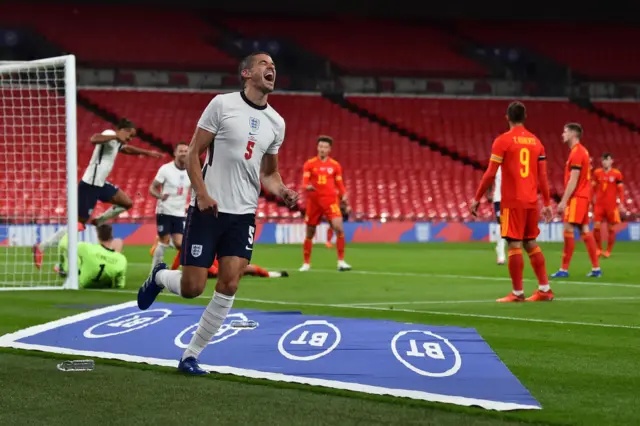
[322,93,564,202]
[570,97,640,134]
[77,95,174,155]
[322,92,485,170]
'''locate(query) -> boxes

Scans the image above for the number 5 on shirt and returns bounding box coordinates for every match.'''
[245,141,255,160]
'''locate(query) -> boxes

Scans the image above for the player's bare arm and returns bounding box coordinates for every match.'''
[557,169,580,212]
[471,161,500,216]
[187,127,217,214]
[120,145,163,158]
[538,157,553,222]
[261,153,298,208]
[149,180,168,201]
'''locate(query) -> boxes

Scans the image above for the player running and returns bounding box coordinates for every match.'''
[33,118,162,269]
[592,153,625,258]
[471,101,554,302]
[300,136,351,272]
[490,166,506,265]
[149,142,190,272]
[551,124,602,278]
[55,224,127,289]
[207,257,288,278]
[137,52,298,375]
[326,200,350,248]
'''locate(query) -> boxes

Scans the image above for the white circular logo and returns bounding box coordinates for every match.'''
[391,330,462,377]
[278,320,341,361]
[174,312,251,349]
[83,309,171,339]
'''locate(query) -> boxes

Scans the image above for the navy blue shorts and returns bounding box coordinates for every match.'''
[78,181,119,221]
[156,214,185,237]
[181,206,256,268]
[494,202,501,224]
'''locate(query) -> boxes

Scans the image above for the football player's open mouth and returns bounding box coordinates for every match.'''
[264,71,274,82]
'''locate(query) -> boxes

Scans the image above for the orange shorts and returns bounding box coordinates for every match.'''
[564,197,590,226]
[501,207,540,241]
[305,198,342,226]
[593,205,621,225]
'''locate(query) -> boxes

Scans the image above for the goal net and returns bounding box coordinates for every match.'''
[0,55,78,290]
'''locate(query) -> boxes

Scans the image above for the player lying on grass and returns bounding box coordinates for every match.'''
[149,142,190,272]
[33,118,163,269]
[300,136,351,271]
[206,257,288,278]
[551,123,602,278]
[592,152,625,258]
[55,224,127,289]
[471,101,554,302]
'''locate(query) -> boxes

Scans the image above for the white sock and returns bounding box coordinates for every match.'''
[41,228,68,249]
[539,284,550,292]
[182,292,234,360]
[513,290,524,296]
[151,243,168,270]
[268,271,282,278]
[95,206,127,225]
[156,269,182,296]
[496,238,506,256]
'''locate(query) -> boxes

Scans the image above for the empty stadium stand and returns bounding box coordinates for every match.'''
[348,96,640,212]
[80,89,488,221]
[454,21,640,81]
[0,4,236,71]
[223,17,487,78]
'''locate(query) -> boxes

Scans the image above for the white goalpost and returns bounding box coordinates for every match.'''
[0,55,78,290]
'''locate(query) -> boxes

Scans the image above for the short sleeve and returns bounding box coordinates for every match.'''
[197,96,223,134]
[489,137,506,164]
[538,143,547,161]
[153,165,166,184]
[617,170,624,183]
[102,129,116,137]
[569,149,585,169]
[267,122,285,155]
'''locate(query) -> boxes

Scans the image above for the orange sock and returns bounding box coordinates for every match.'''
[507,248,524,292]
[303,238,313,264]
[561,230,575,270]
[607,226,616,253]
[593,225,602,251]
[327,227,334,242]
[582,232,600,268]
[171,251,181,270]
[336,233,345,261]
[252,265,270,277]
[527,246,548,285]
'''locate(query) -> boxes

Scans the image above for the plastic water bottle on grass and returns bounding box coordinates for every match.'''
[57,360,95,372]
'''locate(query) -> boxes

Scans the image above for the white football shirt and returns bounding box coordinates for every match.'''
[493,166,502,203]
[81,129,122,187]
[194,92,285,215]
[153,161,190,217]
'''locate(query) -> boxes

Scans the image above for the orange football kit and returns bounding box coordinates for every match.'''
[592,167,624,256]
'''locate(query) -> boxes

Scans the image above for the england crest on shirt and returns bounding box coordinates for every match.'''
[249,117,260,135]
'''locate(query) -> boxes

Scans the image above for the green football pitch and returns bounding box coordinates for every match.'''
[1,242,639,426]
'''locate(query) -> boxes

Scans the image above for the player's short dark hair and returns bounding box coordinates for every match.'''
[506,102,526,124]
[317,135,333,145]
[116,118,135,130]
[602,152,612,159]
[238,51,271,86]
[96,224,113,241]
[175,141,188,149]
[565,123,583,139]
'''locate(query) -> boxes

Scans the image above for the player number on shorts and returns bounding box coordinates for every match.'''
[318,175,327,185]
[248,225,255,245]
[519,147,530,178]
[245,141,255,160]
[93,264,106,282]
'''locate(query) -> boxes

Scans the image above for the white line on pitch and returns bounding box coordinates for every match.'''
[127,262,640,288]
[343,296,640,306]
[85,289,640,330]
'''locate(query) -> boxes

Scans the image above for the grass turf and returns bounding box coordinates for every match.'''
[1,242,639,426]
